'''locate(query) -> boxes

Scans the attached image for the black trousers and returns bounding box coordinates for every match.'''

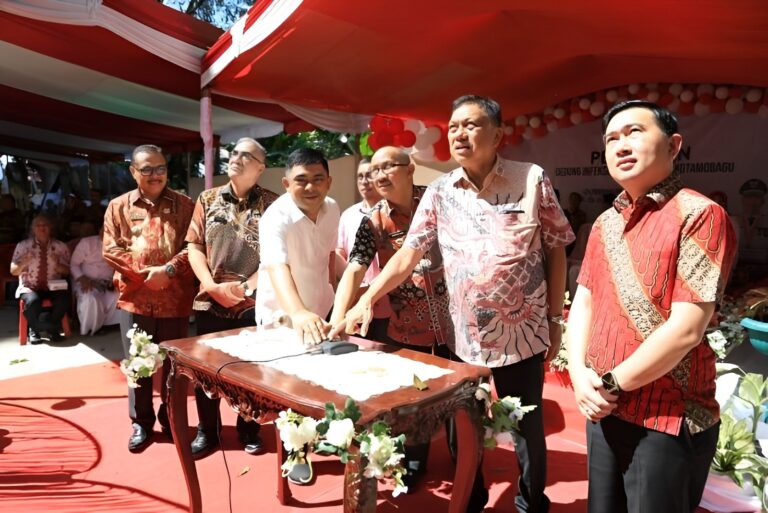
[474,352,550,513]
[21,289,71,333]
[586,414,718,513]
[193,310,259,437]
[119,311,188,431]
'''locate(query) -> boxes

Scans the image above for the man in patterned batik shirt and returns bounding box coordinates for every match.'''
[339,96,573,513]
[567,100,736,513]
[330,146,452,489]
[185,137,279,458]
[103,144,196,453]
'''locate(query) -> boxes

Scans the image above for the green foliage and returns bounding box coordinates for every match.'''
[162,0,248,29]
[258,130,360,168]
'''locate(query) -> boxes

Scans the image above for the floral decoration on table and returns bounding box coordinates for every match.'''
[475,382,537,449]
[119,324,166,388]
[276,398,408,497]
[708,363,768,511]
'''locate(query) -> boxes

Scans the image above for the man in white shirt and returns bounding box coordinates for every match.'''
[335,158,390,321]
[256,148,340,345]
[71,224,120,335]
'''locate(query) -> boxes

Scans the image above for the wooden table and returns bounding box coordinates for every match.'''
[162,329,491,513]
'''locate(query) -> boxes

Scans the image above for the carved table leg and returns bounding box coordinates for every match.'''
[166,361,201,513]
[276,423,292,504]
[450,407,481,513]
[343,442,378,513]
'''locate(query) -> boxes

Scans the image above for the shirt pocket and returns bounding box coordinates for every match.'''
[491,212,540,261]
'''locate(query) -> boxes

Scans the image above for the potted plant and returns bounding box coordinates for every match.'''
[739,287,768,357]
[701,364,768,512]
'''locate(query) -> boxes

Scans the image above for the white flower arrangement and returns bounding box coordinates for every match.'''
[276,398,408,496]
[475,382,537,449]
[118,324,166,388]
[706,300,746,359]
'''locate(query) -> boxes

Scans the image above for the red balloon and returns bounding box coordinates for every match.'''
[370,115,388,133]
[557,117,573,129]
[400,130,417,147]
[387,118,405,134]
[377,131,394,147]
[581,111,595,123]
[698,93,713,105]
[677,102,694,116]
[658,93,675,106]
[368,132,381,150]
[532,125,548,138]
[745,101,761,114]
[434,143,451,161]
[729,87,744,98]
[710,99,726,113]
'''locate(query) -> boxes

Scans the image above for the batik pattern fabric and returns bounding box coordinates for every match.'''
[578,175,737,435]
[404,158,574,367]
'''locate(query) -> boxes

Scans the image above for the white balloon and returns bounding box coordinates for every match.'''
[553,107,566,119]
[694,102,710,117]
[628,83,640,94]
[578,98,590,110]
[515,115,528,126]
[522,127,534,140]
[529,116,542,128]
[404,118,425,135]
[569,112,583,125]
[715,86,729,99]
[669,83,683,96]
[725,97,744,114]
[589,101,605,116]
[423,126,442,145]
[546,120,558,132]
[646,90,660,102]
[606,90,618,102]
[504,125,514,135]
[759,105,768,118]
[697,84,714,96]
[680,90,694,103]
[413,146,436,162]
[746,88,763,103]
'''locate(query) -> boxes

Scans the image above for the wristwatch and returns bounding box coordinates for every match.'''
[547,314,565,326]
[601,371,623,395]
[165,263,176,278]
[242,281,254,297]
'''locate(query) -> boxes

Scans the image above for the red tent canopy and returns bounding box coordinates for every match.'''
[0,0,297,163]
[203,0,768,129]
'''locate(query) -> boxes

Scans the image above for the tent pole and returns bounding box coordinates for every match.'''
[200,88,214,190]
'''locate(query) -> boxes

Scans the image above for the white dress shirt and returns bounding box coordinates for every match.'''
[256,194,340,325]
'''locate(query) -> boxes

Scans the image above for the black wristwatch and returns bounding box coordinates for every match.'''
[165,263,177,278]
[601,371,623,395]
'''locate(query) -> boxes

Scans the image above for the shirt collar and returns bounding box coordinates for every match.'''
[129,187,173,206]
[613,173,683,213]
[450,156,501,192]
[286,195,327,223]
[222,182,262,203]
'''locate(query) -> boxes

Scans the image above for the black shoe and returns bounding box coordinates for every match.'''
[128,423,152,452]
[50,332,65,342]
[190,430,218,459]
[29,331,46,344]
[240,432,263,455]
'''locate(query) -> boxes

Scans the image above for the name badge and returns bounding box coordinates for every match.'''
[130,212,146,221]
[163,208,171,214]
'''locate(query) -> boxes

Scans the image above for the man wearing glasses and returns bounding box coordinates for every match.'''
[334,158,390,326]
[329,146,452,490]
[185,137,279,458]
[103,144,196,453]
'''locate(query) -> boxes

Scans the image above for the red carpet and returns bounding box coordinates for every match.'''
[1,363,594,512]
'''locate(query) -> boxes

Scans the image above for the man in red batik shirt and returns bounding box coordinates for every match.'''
[567,100,737,513]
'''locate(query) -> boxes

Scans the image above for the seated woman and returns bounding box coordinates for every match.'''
[70,222,120,335]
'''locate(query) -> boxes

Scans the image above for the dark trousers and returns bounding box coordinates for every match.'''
[21,289,71,334]
[120,311,188,431]
[193,310,259,438]
[473,352,550,513]
[586,414,719,513]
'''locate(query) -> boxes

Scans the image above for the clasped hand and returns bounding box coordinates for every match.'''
[571,366,618,422]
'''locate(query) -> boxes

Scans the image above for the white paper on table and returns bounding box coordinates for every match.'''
[199,328,454,401]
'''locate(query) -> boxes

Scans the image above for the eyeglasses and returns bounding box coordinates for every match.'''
[369,162,408,175]
[136,165,168,176]
[230,150,264,165]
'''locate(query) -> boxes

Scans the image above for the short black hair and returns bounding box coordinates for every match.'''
[131,144,163,164]
[286,148,329,174]
[452,95,503,126]
[602,100,678,137]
